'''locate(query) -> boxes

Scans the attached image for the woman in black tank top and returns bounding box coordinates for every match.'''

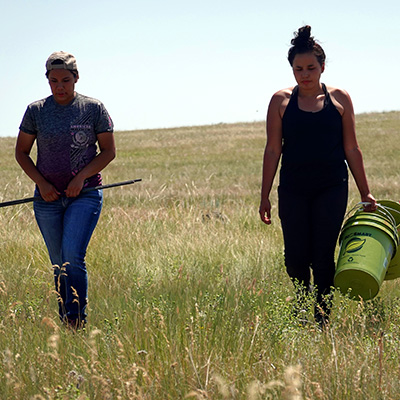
[259,26,376,328]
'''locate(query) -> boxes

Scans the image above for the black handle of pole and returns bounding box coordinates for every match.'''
[0,179,142,209]
[81,179,142,193]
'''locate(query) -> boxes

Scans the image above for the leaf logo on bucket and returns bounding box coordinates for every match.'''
[345,237,366,253]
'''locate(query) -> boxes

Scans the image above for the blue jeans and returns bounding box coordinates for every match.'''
[34,189,103,323]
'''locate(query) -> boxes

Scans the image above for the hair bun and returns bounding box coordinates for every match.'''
[287,25,325,66]
[291,25,314,49]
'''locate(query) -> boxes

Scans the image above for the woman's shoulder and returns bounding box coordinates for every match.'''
[325,85,352,103]
[22,96,55,119]
[75,93,104,106]
[26,95,52,109]
[271,87,294,101]
[325,85,353,115]
[268,87,295,117]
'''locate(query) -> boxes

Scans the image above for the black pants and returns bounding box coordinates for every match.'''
[278,181,348,305]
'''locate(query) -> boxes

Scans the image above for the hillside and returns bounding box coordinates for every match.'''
[0,111,399,399]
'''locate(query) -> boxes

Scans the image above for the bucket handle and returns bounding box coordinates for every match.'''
[343,202,369,220]
[376,204,398,227]
[381,205,400,221]
[345,202,397,228]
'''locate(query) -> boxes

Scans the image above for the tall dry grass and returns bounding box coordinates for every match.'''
[0,112,400,399]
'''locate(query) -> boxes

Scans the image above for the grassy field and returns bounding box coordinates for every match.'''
[0,111,400,399]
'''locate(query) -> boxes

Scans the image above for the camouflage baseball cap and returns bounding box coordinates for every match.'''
[46,51,78,72]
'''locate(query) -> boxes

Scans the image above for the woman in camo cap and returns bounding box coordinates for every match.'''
[16,51,116,329]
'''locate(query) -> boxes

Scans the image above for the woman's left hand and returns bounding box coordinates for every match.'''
[65,175,85,197]
[64,132,116,198]
[362,193,377,212]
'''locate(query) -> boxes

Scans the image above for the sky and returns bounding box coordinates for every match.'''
[1,0,399,137]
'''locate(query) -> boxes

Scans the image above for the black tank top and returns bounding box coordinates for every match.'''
[280,83,348,190]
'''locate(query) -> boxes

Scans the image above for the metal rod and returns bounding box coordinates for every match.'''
[0,179,142,208]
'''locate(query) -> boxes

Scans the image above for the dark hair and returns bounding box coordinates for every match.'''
[287,25,326,67]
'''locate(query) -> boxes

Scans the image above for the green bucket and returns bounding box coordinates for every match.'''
[335,205,399,300]
[379,200,400,280]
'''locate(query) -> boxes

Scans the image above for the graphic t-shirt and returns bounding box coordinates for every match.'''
[20,93,114,193]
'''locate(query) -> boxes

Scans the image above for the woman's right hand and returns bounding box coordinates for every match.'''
[38,181,60,202]
[259,198,272,225]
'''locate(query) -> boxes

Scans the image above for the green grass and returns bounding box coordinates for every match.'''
[0,112,400,399]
